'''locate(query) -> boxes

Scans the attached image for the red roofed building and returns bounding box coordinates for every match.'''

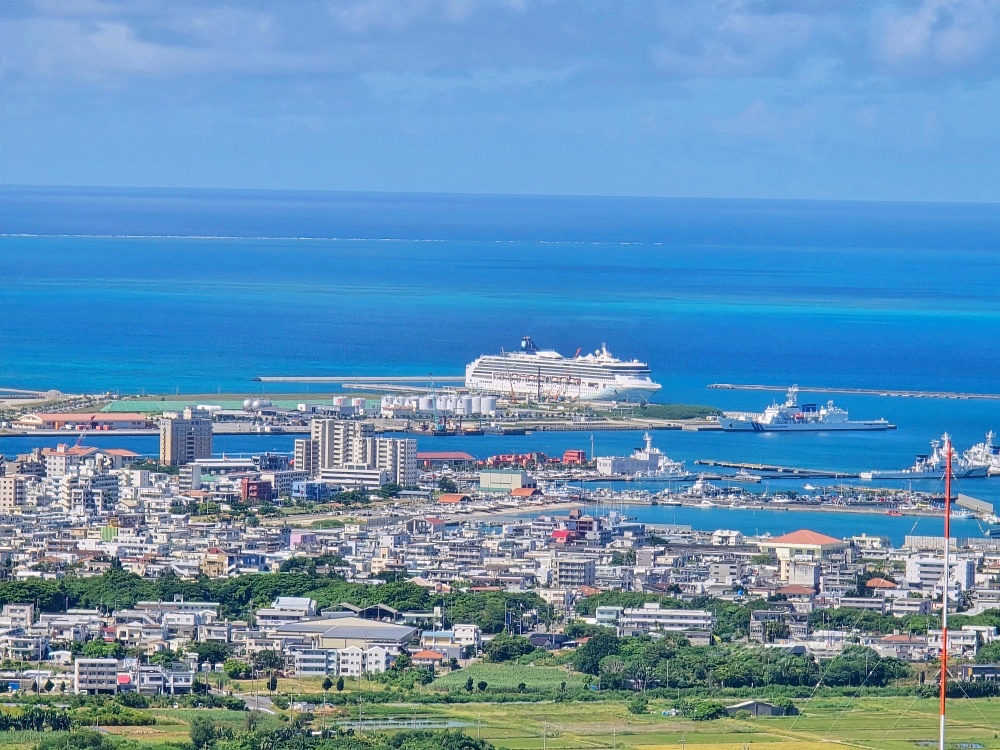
[417,452,476,469]
[757,529,849,582]
[437,493,471,504]
[551,529,578,544]
[511,487,543,498]
[13,413,151,431]
[562,449,587,465]
[410,649,446,667]
[866,577,898,590]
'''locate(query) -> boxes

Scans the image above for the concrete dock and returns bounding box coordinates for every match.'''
[709,383,1000,401]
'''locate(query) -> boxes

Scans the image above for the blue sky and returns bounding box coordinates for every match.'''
[3,0,1000,201]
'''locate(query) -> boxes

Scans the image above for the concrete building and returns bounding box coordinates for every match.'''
[619,603,715,633]
[293,439,320,478]
[312,420,374,469]
[159,408,213,466]
[75,658,119,694]
[905,556,976,594]
[479,470,537,493]
[551,556,596,588]
[756,529,849,582]
[375,438,418,487]
[0,476,27,511]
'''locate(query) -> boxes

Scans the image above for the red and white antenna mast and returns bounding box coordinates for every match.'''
[938,433,953,750]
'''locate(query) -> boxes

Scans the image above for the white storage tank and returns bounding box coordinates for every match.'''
[471,396,483,414]
[333,397,346,406]
[436,396,449,412]
[351,397,365,408]
[461,396,474,414]
[419,396,435,412]
[446,396,457,410]
[482,396,498,414]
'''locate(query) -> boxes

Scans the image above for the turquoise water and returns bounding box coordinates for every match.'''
[4,185,1000,541]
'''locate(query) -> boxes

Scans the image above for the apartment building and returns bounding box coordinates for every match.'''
[0,476,27,511]
[619,603,715,633]
[159,408,213,466]
[74,658,119,694]
[551,556,596,588]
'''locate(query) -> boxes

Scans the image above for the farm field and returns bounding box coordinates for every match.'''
[430,664,586,692]
[432,696,1000,750]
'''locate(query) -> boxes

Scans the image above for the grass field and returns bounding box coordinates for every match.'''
[4,692,999,750]
[431,664,586,692]
[432,696,1000,750]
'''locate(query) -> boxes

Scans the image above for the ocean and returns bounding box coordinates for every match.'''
[3,185,1000,541]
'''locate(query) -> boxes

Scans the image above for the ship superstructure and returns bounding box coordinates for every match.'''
[717,386,894,432]
[595,432,689,478]
[861,433,989,480]
[465,336,661,402]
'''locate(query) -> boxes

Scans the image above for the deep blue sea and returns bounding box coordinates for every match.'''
[3,184,1000,541]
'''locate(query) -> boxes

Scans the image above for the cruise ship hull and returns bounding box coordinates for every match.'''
[718,418,896,432]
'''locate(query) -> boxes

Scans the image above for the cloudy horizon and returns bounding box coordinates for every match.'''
[4,0,1000,202]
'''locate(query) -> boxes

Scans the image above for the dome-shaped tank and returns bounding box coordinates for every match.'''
[242,398,254,411]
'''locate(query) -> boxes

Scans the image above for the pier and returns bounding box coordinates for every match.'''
[709,383,1000,401]
[694,458,859,478]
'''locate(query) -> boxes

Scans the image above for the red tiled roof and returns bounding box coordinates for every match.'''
[411,650,445,660]
[866,577,898,589]
[766,529,844,546]
[777,585,816,596]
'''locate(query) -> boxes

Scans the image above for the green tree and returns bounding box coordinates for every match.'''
[253,650,283,672]
[573,632,620,675]
[484,632,536,663]
[438,477,459,493]
[189,715,215,750]
[476,680,488,692]
[223,660,250,680]
[465,677,474,692]
[322,677,334,692]
[336,676,345,691]
[627,695,648,715]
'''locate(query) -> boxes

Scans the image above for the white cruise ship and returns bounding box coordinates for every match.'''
[465,336,662,402]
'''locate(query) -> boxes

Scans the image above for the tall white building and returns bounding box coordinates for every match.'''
[159,408,213,466]
[905,555,976,594]
[294,439,320,478]
[309,420,416,488]
[376,438,418,486]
